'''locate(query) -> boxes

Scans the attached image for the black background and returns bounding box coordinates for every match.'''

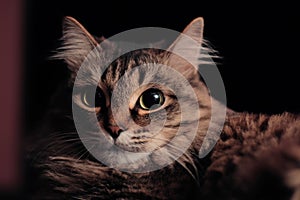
[25,1,300,132]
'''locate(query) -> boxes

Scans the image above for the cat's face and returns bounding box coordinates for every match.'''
[56,17,215,171]
[79,52,192,154]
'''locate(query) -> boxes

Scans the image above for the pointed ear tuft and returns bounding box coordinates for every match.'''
[54,16,98,71]
[166,17,205,77]
[181,17,204,44]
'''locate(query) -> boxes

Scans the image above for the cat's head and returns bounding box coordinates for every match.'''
[54,17,222,172]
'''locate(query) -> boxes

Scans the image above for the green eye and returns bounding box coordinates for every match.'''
[139,89,165,110]
[82,87,104,107]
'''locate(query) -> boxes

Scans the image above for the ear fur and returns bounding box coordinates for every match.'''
[54,16,98,71]
[167,18,205,77]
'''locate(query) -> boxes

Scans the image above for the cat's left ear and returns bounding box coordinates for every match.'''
[167,17,204,76]
[54,16,98,72]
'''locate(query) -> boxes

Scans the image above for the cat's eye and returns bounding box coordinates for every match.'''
[138,89,165,110]
[82,87,104,107]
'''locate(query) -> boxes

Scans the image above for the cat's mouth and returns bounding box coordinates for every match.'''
[113,132,165,153]
[114,139,153,153]
[114,141,147,153]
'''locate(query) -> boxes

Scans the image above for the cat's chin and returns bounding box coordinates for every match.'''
[100,147,174,173]
[90,139,174,172]
[93,149,152,172]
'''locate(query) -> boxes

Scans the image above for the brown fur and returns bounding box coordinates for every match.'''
[27,17,300,199]
[201,113,300,199]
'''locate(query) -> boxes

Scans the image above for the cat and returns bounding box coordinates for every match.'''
[26,16,300,200]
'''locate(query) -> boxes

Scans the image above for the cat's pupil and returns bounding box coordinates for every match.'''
[139,89,164,110]
[82,87,103,107]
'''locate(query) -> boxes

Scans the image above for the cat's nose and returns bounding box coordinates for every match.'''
[107,125,123,139]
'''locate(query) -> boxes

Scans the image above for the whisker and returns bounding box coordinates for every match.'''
[144,137,199,184]
[144,136,199,158]
[167,146,199,183]
[76,143,96,161]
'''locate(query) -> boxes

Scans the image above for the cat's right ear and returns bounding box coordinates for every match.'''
[54,16,98,72]
[166,18,204,78]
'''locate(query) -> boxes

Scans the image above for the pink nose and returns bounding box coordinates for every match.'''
[107,125,122,139]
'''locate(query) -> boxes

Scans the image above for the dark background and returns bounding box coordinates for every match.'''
[25,1,300,131]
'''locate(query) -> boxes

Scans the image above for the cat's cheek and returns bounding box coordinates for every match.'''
[114,134,127,146]
[115,140,133,152]
[96,122,115,143]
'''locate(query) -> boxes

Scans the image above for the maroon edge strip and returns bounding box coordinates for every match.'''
[0,0,21,190]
